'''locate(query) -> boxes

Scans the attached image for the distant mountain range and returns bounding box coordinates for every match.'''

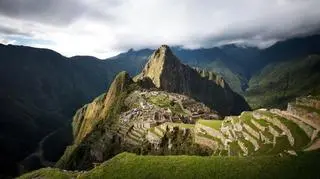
[1,34,320,178]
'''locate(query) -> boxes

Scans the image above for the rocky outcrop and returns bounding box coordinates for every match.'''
[72,71,133,143]
[136,45,250,116]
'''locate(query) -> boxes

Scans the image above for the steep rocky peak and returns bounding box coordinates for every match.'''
[140,45,180,88]
[154,44,172,56]
[72,71,133,143]
[150,44,179,65]
[107,71,132,95]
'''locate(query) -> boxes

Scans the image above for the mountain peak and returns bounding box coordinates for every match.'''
[136,45,250,115]
[152,44,175,60]
[137,45,180,88]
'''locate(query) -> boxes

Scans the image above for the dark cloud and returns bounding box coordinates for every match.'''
[0,0,117,26]
[1,0,320,57]
[0,25,33,36]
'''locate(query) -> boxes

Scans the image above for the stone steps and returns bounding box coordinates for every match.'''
[258,130,273,144]
[241,130,260,151]
[130,129,144,138]
[242,123,260,140]
[251,119,267,131]
[283,109,320,130]
[296,97,320,110]
[146,131,162,144]
[194,135,221,150]
[237,140,249,156]
[253,111,295,146]
[287,103,320,123]
[304,138,320,151]
[127,132,143,143]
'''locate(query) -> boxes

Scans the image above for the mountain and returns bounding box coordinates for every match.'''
[2,34,320,178]
[19,150,320,179]
[22,84,320,178]
[55,45,249,170]
[0,44,148,177]
[105,35,320,107]
[135,45,250,115]
[246,55,320,109]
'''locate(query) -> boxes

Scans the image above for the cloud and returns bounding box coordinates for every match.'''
[0,25,33,36]
[0,0,320,58]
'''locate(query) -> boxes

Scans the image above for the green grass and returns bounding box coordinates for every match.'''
[254,143,274,156]
[20,151,320,179]
[240,112,260,132]
[148,127,162,138]
[268,136,292,155]
[254,118,269,127]
[146,94,186,115]
[240,139,255,154]
[229,141,242,156]
[197,120,222,130]
[167,122,194,129]
[18,168,77,179]
[256,111,284,133]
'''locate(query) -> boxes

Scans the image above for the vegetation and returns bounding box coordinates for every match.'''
[20,151,320,179]
[246,55,320,109]
[146,94,186,115]
[19,168,76,179]
[197,120,222,130]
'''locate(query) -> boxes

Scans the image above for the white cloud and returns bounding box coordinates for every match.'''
[0,0,320,58]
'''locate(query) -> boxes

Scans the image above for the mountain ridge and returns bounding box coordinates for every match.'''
[136,45,250,116]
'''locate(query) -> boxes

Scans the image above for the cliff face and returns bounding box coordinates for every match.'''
[136,45,250,116]
[72,71,133,143]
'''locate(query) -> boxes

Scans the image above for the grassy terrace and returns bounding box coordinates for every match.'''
[167,122,194,129]
[20,151,320,179]
[197,120,222,130]
[262,111,310,149]
[240,112,260,131]
[197,133,223,146]
[148,127,163,137]
[255,111,285,133]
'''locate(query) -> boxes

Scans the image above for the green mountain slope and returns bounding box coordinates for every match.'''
[246,55,320,109]
[20,94,320,178]
[0,44,149,177]
[20,150,320,179]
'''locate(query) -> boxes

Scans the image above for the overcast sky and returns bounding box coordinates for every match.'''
[0,0,320,58]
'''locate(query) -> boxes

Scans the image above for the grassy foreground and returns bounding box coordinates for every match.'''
[19,151,320,179]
